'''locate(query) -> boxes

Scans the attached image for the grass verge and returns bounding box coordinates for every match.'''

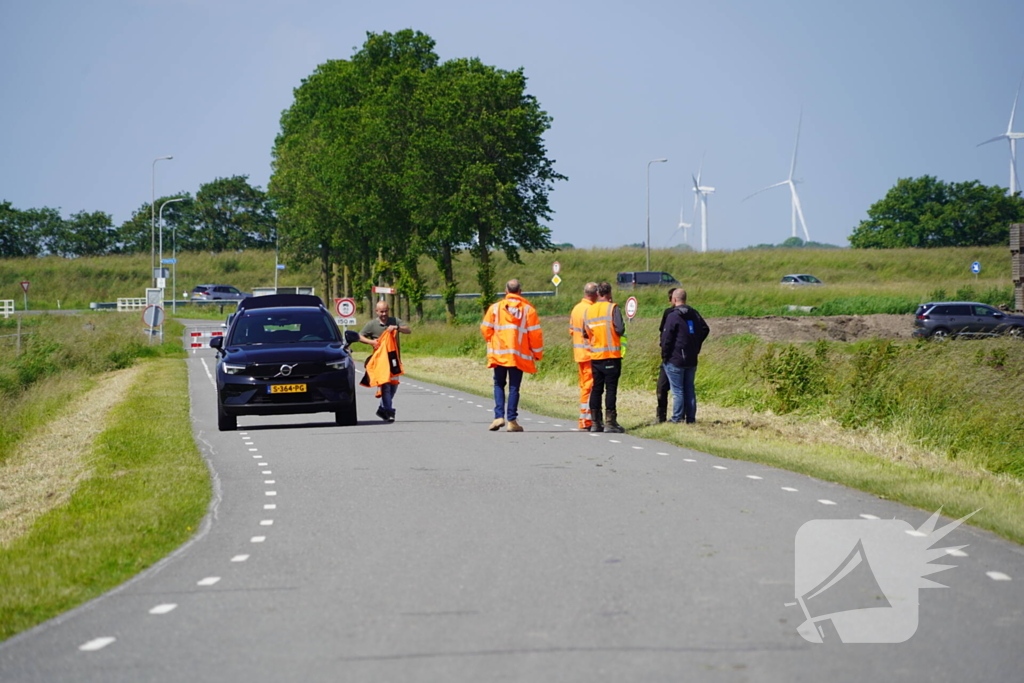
[404,356,1024,546]
[0,358,210,641]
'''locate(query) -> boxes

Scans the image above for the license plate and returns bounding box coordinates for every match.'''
[269,383,306,394]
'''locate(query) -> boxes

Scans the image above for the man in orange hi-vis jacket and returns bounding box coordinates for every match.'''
[481,279,544,433]
[569,282,598,430]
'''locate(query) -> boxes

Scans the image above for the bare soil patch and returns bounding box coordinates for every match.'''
[709,313,912,343]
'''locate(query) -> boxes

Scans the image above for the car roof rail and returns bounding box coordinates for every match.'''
[237,294,325,311]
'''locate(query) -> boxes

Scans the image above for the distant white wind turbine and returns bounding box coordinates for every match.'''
[977,74,1024,196]
[745,112,810,242]
[692,157,715,252]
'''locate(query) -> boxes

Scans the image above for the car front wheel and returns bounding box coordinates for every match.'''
[930,327,951,340]
[217,400,237,431]
[1007,326,1024,339]
[335,399,358,426]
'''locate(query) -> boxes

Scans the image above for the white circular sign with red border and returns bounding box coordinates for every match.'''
[334,298,356,318]
[552,261,561,275]
[625,296,638,320]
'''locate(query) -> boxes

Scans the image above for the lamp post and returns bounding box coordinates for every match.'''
[159,197,186,314]
[646,158,668,271]
[151,156,173,286]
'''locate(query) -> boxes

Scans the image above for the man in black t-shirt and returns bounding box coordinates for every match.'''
[357,300,411,421]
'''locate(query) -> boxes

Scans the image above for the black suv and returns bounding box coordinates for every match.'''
[616,271,680,288]
[210,294,358,430]
[912,301,1024,339]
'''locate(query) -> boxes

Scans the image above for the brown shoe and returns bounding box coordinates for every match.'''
[489,418,506,431]
[506,419,524,432]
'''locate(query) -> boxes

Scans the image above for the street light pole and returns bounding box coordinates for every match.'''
[159,197,186,314]
[151,156,173,287]
[646,158,668,271]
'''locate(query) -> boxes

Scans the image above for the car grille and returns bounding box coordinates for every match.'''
[247,363,326,380]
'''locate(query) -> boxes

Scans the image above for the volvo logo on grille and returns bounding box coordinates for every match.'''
[275,363,298,378]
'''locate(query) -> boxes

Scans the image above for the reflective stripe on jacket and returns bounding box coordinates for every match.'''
[480,293,544,373]
[583,300,622,360]
[569,298,594,363]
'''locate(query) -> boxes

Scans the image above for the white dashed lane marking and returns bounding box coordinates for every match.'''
[264,504,276,510]
[149,604,177,615]
[251,536,266,543]
[248,448,258,452]
[860,514,880,520]
[79,637,116,652]
[609,440,621,444]
[782,487,798,492]
[264,480,276,484]
[746,475,763,480]
[262,470,272,475]
[265,491,277,496]
[260,520,274,526]
[657,452,669,456]
[231,555,250,562]
[818,499,837,506]
[632,446,643,450]
[197,577,221,586]
[713,466,728,470]
[947,549,968,557]
[906,530,928,537]
[987,571,1012,581]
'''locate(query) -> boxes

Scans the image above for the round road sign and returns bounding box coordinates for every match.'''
[143,305,165,328]
[335,298,356,318]
[625,296,638,320]
[552,261,561,275]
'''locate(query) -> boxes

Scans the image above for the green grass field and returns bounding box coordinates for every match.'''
[0,245,1015,320]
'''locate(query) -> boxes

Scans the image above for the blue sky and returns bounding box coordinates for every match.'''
[2,0,1023,251]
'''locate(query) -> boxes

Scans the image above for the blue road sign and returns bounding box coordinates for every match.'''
[161,258,176,264]
[276,264,286,270]
[971,261,981,274]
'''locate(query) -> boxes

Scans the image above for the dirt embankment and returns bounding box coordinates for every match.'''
[709,314,913,343]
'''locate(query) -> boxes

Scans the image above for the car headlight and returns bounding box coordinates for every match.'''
[223,364,247,375]
[327,359,349,370]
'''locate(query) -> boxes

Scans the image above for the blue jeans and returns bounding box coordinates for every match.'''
[379,383,397,416]
[663,363,696,423]
[493,366,524,421]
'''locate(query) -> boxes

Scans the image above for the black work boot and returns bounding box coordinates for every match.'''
[589,407,604,433]
[605,409,625,434]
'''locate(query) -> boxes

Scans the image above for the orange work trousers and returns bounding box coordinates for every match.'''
[577,360,593,429]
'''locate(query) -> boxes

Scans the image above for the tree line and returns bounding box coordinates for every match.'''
[0,175,277,258]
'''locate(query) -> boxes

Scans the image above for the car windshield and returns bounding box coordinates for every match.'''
[230,311,338,345]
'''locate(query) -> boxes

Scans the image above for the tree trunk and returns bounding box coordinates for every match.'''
[440,242,457,324]
[319,243,331,302]
[475,230,494,315]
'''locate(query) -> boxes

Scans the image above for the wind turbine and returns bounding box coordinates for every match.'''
[745,112,810,242]
[977,74,1024,196]
[692,158,715,252]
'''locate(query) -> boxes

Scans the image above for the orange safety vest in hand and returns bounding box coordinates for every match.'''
[583,300,623,360]
[480,293,544,373]
[569,298,594,363]
[360,328,402,388]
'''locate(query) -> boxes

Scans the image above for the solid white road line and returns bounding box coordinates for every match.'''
[79,637,116,652]
[197,577,221,586]
[149,604,177,615]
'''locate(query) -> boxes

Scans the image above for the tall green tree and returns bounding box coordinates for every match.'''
[47,210,116,257]
[0,202,60,257]
[189,176,276,252]
[850,176,1024,248]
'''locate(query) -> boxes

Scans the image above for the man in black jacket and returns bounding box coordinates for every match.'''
[660,289,710,423]
[655,288,678,423]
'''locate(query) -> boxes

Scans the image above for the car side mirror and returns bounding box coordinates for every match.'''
[210,336,223,351]
[344,330,360,346]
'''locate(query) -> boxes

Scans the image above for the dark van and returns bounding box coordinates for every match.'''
[616,271,680,288]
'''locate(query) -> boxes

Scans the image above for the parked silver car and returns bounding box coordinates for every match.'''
[191,284,251,301]
[780,274,823,285]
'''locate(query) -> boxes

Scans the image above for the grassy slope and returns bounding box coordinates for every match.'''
[1,246,1014,318]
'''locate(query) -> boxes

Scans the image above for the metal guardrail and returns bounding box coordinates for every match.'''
[1,300,14,318]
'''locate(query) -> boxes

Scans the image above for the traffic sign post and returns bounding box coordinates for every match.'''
[971,261,981,282]
[625,296,638,321]
[334,298,357,327]
[552,261,561,275]
[19,280,29,311]
[551,273,562,296]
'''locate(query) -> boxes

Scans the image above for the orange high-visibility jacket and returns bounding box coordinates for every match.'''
[360,328,403,388]
[480,293,544,373]
[583,300,623,360]
[569,298,594,363]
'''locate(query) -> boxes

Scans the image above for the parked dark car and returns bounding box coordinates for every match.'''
[780,274,824,285]
[616,271,680,288]
[192,284,251,301]
[210,294,358,430]
[912,301,1024,339]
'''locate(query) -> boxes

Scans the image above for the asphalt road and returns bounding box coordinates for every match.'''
[1,344,1022,682]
